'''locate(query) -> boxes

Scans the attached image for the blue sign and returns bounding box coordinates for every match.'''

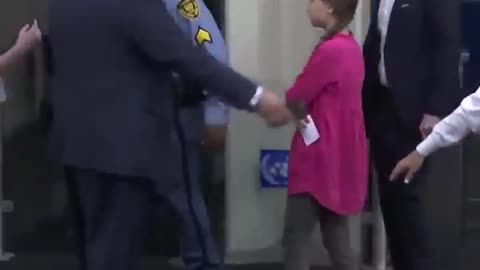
[260,149,289,188]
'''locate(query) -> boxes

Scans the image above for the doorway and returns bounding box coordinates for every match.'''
[205,0,225,31]
[199,0,228,254]
[1,0,228,262]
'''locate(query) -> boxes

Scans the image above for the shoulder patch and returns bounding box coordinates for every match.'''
[195,27,213,46]
[177,0,200,20]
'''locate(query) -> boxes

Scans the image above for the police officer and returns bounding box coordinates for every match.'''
[48,0,292,269]
[161,0,228,268]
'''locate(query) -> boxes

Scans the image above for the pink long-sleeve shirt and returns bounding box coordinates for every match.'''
[286,33,368,215]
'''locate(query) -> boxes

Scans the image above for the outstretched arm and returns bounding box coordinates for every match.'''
[122,0,256,109]
[0,45,24,76]
[390,86,480,182]
[0,21,42,76]
[417,86,480,157]
[121,0,292,126]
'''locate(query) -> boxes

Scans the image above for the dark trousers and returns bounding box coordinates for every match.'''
[282,195,358,270]
[369,93,434,270]
[65,151,220,270]
[65,167,153,270]
[164,150,220,270]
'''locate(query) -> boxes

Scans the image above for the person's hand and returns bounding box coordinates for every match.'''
[419,114,440,139]
[296,117,309,131]
[203,126,227,151]
[256,89,293,127]
[389,150,426,184]
[14,20,42,54]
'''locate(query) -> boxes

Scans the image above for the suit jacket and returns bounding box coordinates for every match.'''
[48,0,256,192]
[363,0,462,131]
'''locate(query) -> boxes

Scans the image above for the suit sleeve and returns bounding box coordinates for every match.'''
[121,0,257,110]
[424,0,461,117]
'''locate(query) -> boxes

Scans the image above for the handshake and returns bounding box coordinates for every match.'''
[254,88,302,127]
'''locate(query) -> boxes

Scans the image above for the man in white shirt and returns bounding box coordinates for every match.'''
[362,0,462,269]
[391,86,480,182]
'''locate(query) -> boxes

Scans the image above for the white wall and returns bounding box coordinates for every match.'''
[224,0,370,264]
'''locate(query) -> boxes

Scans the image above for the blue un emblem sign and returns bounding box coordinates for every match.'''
[260,149,289,188]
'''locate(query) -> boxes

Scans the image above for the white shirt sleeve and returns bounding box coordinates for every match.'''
[417,86,480,156]
[249,86,264,107]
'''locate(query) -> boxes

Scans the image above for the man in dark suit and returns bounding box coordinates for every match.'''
[47,0,291,269]
[362,0,462,269]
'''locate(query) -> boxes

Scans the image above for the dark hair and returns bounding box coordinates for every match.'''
[321,0,358,42]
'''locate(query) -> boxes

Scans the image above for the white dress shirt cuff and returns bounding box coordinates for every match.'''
[249,86,264,108]
[416,133,442,157]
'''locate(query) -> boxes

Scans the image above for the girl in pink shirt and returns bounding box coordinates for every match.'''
[283,0,367,269]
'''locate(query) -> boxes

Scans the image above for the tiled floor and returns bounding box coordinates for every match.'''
[1,254,478,270]
[0,254,330,270]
